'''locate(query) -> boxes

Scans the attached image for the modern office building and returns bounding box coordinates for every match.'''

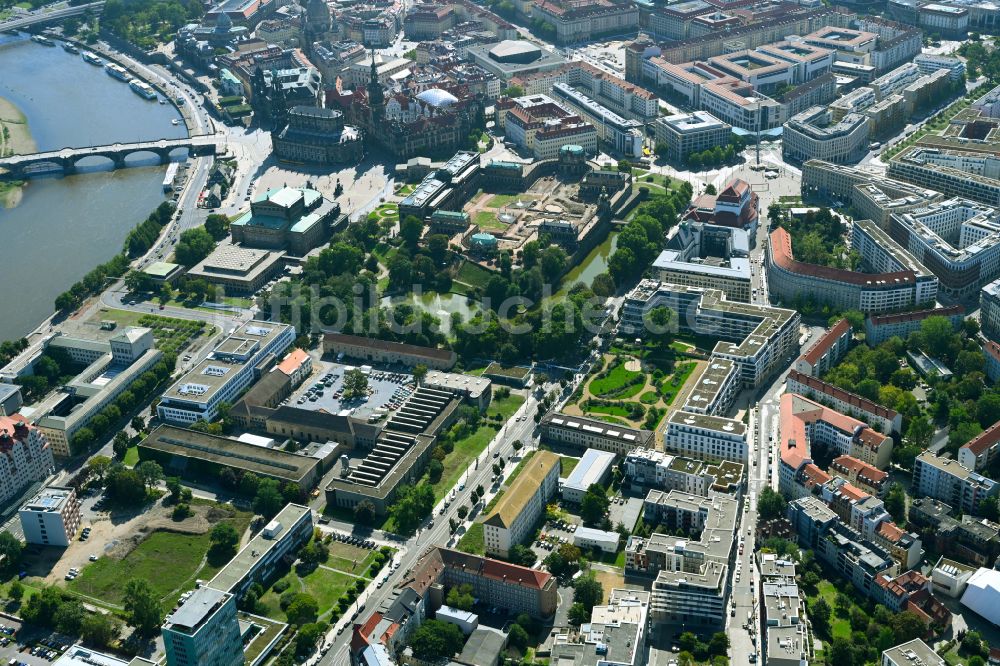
[794,318,852,377]
[913,53,965,81]
[767,220,938,313]
[157,321,295,425]
[19,485,80,547]
[888,198,1000,299]
[560,448,615,504]
[783,106,870,164]
[650,250,751,303]
[210,503,313,599]
[913,451,999,516]
[653,111,732,164]
[620,280,800,389]
[0,415,55,507]
[539,413,654,455]
[31,327,161,457]
[483,451,560,558]
[664,410,749,464]
[888,145,1000,208]
[162,587,244,666]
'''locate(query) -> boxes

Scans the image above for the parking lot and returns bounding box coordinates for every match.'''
[285,362,415,422]
[0,619,73,666]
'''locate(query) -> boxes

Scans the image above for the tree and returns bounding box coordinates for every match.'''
[342,368,369,399]
[891,611,927,645]
[580,483,609,526]
[573,574,603,612]
[123,578,161,636]
[8,580,23,602]
[704,183,717,195]
[166,476,182,503]
[295,622,327,656]
[112,431,130,459]
[413,364,428,386]
[354,500,376,525]
[568,602,589,625]
[209,522,240,564]
[399,215,424,249]
[828,637,854,666]
[678,632,699,654]
[54,600,85,635]
[920,316,955,359]
[758,487,788,521]
[884,483,906,523]
[503,84,525,97]
[508,544,536,567]
[446,584,475,611]
[617,159,632,174]
[204,213,230,240]
[174,227,216,266]
[811,597,832,635]
[508,622,529,649]
[106,465,147,504]
[387,483,435,534]
[80,613,119,648]
[131,415,146,433]
[512,439,523,453]
[136,460,163,488]
[253,478,285,519]
[707,632,729,657]
[408,619,464,660]
[285,593,319,625]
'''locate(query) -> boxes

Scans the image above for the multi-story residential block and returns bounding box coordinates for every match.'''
[874,570,951,629]
[767,220,938,313]
[787,496,838,549]
[620,280,799,390]
[162,587,244,666]
[762,574,811,666]
[982,277,1000,342]
[550,590,649,666]
[783,106,870,164]
[913,451,999,516]
[785,369,902,434]
[830,455,889,496]
[157,321,295,425]
[628,491,737,627]
[0,415,55,507]
[959,420,1000,473]
[815,521,896,596]
[19,485,80,547]
[664,411,749,464]
[908,497,1000,567]
[653,111,732,164]
[483,451,559,557]
[986,339,1000,384]
[623,448,743,496]
[794,318,852,377]
[650,249,750,303]
[681,357,740,416]
[561,448,615,504]
[539,413,654,455]
[864,305,965,347]
[913,53,965,81]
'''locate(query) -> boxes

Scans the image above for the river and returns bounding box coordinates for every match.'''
[0,35,187,341]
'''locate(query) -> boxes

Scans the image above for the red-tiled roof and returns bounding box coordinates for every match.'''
[780,393,887,471]
[801,463,831,488]
[276,348,309,376]
[770,227,916,286]
[878,521,906,543]
[831,455,888,485]
[787,370,898,421]
[961,418,1000,456]
[867,304,964,326]
[985,339,1000,363]
[480,556,552,589]
[801,318,851,366]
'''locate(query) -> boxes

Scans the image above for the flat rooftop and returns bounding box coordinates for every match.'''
[210,503,311,593]
[20,485,74,513]
[164,586,230,634]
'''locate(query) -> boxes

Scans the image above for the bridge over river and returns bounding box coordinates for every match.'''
[0,135,221,178]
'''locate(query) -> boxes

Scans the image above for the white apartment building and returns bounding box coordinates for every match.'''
[664,410,748,463]
[550,590,650,666]
[913,451,999,516]
[0,415,55,507]
[681,357,739,416]
[483,451,559,558]
[623,447,744,496]
[158,321,295,425]
[881,639,945,666]
[19,485,80,547]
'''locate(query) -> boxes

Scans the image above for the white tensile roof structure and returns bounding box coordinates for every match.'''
[959,567,1000,626]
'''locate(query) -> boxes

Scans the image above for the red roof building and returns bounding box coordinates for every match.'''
[682,178,759,232]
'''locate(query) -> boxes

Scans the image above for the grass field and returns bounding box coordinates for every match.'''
[69,509,252,608]
[123,446,139,466]
[457,522,485,555]
[487,193,534,208]
[584,403,636,418]
[560,456,579,478]
[806,580,857,642]
[589,364,643,397]
[474,211,508,231]
[456,261,492,289]
[257,565,359,622]
[660,362,696,406]
[327,541,378,577]
[425,393,525,501]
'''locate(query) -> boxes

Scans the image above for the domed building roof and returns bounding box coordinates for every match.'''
[417,88,459,108]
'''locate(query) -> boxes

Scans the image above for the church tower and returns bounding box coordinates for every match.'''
[368,50,385,125]
[303,0,331,44]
